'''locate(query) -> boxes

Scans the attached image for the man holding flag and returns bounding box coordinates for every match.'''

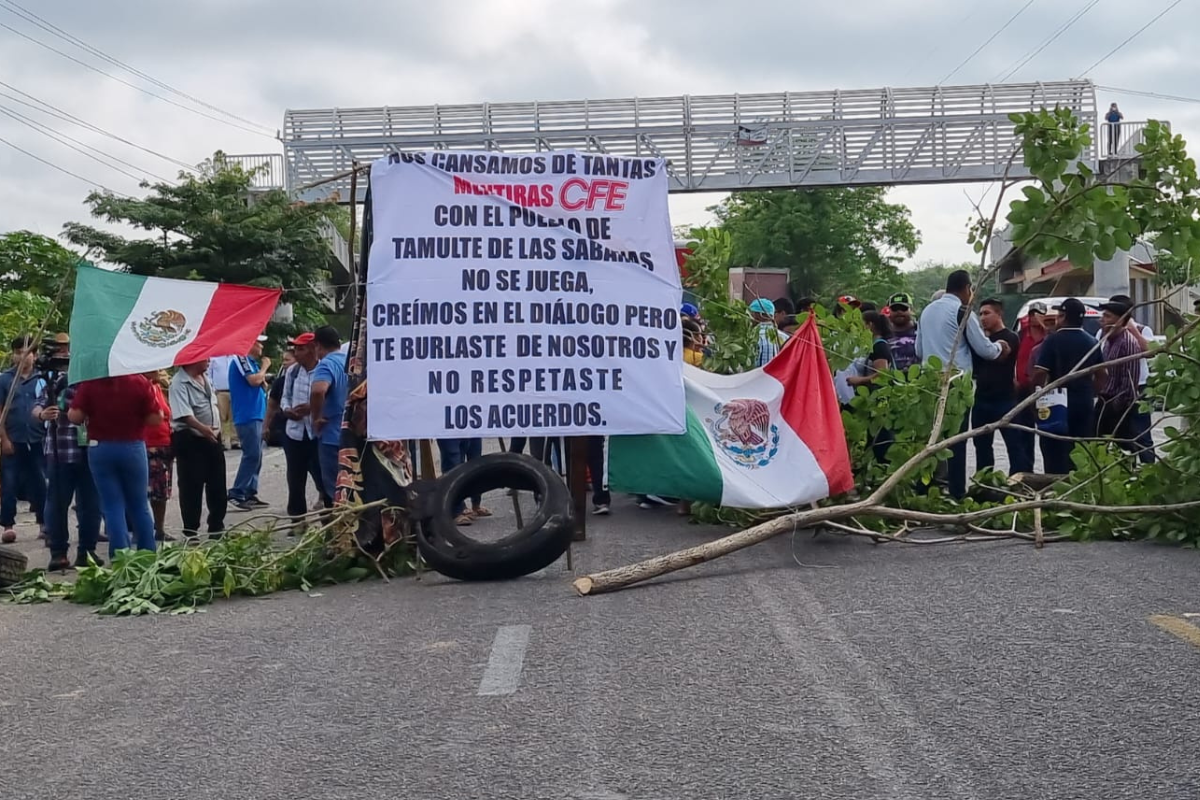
[66,267,281,545]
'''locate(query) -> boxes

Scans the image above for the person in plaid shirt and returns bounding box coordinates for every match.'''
[1096,299,1147,450]
[749,298,789,367]
[33,377,101,571]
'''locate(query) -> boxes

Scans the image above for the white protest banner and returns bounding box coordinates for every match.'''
[365,150,686,440]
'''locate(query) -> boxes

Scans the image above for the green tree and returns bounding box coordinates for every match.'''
[0,231,85,328]
[0,290,55,355]
[711,187,920,301]
[900,261,971,307]
[62,152,342,332]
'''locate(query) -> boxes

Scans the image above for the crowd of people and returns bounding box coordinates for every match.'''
[725,269,1159,499]
[0,274,1165,564]
[0,326,349,571]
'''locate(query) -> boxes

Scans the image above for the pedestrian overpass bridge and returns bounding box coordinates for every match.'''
[239,80,1155,205]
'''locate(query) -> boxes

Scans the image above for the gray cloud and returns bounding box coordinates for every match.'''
[2,0,1199,270]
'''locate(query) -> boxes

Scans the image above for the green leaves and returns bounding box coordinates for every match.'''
[0,231,83,329]
[4,529,412,616]
[710,186,919,299]
[62,151,342,341]
[1002,111,1200,288]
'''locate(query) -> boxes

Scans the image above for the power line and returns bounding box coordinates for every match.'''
[1098,85,1200,105]
[939,0,1039,85]
[994,0,1100,83]
[1079,0,1185,76]
[0,133,127,196]
[0,0,275,134]
[900,1,988,82]
[0,102,175,183]
[1,105,148,184]
[0,20,277,138]
[0,80,197,171]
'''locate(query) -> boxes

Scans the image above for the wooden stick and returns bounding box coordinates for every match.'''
[567,437,588,541]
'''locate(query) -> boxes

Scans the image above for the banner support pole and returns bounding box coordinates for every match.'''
[567,437,588,541]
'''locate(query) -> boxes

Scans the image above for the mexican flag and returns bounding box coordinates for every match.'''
[609,316,853,508]
[68,267,281,384]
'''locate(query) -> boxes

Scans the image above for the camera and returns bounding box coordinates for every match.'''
[35,336,70,375]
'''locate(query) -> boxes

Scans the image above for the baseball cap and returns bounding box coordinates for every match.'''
[288,332,315,346]
[680,302,699,317]
[1059,297,1086,317]
[1099,300,1133,316]
[748,298,775,315]
[886,292,914,310]
[1027,301,1048,316]
[837,295,861,307]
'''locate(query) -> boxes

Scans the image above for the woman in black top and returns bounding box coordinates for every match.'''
[851,311,896,462]
[848,311,895,391]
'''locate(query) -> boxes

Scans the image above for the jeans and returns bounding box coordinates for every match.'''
[1130,402,1157,464]
[48,458,101,559]
[437,438,482,515]
[319,443,341,507]
[1,442,45,527]
[585,436,610,506]
[972,396,1025,475]
[1041,398,1094,475]
[230,420,263,501]
[172,431,227,535]
[89,441,156,556]
[1010,397,1037,474]
[284,435,327,518]
[1095,394,1156,465]
[947,413,970,500]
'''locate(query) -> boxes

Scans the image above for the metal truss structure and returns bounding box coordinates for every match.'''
[273,80,1100,203]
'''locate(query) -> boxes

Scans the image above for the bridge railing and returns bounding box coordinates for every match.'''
[222,153,285,190]
[1099,121,1166,159]
[279,81,1101,201]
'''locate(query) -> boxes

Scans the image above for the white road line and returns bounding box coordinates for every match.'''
[477,624,532,696]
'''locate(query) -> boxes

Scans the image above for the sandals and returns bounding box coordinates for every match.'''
[454,512,474,526]
[469,506,492,518]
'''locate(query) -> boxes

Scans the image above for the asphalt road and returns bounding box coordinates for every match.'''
[3,442,1200,799]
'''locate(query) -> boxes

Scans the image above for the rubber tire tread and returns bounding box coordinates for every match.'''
[416,453,574,581]
[0,545,29,587]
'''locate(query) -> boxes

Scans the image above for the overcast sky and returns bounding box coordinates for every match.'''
[2,0,1198,271]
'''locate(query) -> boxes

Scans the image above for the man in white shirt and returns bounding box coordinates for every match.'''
[207,354,237,449]
[915,269,1010,499]
[278,333,329,527]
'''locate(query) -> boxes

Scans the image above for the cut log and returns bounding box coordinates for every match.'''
[572,501,866,595]
[1009,472,1066,493]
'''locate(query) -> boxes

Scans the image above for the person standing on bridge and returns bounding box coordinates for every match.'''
[1106,103,1124,155]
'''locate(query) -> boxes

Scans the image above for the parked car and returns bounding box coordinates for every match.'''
[1015,296,1167,345]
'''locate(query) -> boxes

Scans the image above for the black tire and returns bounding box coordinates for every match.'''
[0,545,28,588]
[416,453,574,581]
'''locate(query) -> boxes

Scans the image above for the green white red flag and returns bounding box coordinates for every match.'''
[67,267,281,384]
[609,315,853,508]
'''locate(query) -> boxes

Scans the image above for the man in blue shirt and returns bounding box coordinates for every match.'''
[309,326,348,503]
[915,270,1009,499]
[227,334,271,511]
[0,336,47,543]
